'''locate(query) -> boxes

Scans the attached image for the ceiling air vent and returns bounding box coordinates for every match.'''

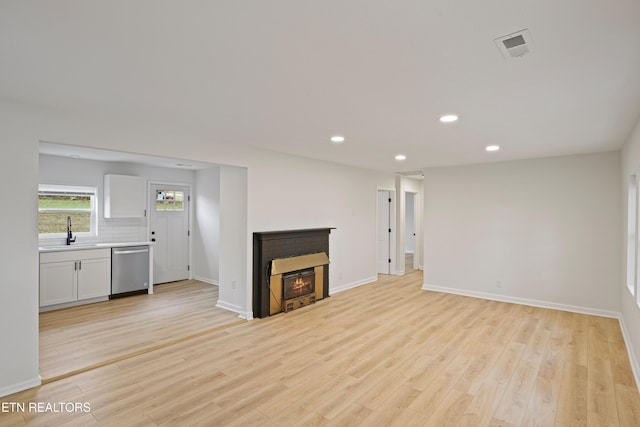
[494,29,534,59]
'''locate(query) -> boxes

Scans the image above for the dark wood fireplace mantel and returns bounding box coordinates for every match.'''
[252,228,334,318]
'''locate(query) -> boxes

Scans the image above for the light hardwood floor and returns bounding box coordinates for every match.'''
[39,280,243,381]
[3,270,640,426]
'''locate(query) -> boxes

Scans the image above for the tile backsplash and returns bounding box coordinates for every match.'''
[97,217,148,242]
[39,217,148,247]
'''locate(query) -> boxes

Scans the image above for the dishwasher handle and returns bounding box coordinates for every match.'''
[113,248,149,255]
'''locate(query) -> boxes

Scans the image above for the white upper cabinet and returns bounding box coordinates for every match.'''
[104,174,147,218]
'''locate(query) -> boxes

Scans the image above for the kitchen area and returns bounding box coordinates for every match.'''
[38,155,183,311]
[37,144,243,380]
[39,172,154,311]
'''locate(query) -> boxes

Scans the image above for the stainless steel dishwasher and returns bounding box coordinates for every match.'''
[111,246,150,297]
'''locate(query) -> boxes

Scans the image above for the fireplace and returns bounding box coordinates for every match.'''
[253,228,333,318]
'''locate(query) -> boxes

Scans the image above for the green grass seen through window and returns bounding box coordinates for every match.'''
[38,195,92,234]
[38,212,91,234]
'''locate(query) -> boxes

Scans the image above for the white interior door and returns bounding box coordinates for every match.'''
[377,190,391,274]
[150,184,190,284]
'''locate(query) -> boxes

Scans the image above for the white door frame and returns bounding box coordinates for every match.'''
[376,187,397,275]
[147,181,193,282]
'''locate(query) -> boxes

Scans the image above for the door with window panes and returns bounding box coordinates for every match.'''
[149,184,190,284]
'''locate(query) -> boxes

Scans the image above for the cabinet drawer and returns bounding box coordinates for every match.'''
[40,248,111,264]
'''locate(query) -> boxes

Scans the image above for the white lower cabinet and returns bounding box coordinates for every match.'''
[39,260,78,306]
[40,248,111,308]
[77,257,111,300]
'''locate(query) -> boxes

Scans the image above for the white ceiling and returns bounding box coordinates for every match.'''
[2,1,640,173]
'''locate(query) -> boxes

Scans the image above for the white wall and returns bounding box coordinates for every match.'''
[217,165,248,317]
[0,119,40,396]
[621,115,640,384]
[423,152,621,315]
[244,150,396,294]
[193,166,220,284]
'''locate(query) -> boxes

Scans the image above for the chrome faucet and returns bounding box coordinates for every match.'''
[66,216,76,245]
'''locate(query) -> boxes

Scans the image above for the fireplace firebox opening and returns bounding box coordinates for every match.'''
[282,268,316,312]
[283,268,315,300]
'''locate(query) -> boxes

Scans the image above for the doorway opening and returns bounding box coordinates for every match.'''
[37,143,249,381]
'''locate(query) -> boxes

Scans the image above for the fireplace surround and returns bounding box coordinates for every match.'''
[253,228,333,318]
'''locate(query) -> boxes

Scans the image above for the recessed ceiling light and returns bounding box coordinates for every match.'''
[485,145,500,152]
[69,154,81,158]
[176,163,193,167]
[439,114,458,123]
[330,135,345,143]
[395,154,407,161]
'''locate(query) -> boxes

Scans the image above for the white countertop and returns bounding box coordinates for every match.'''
[39,241,154,252]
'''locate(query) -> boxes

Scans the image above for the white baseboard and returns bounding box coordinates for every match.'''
[193,275,219,286]
[215,299,251,320]
[618,315,640,392]
[331,276,378,294]
[0,376,41,398]
[421,283,619,318]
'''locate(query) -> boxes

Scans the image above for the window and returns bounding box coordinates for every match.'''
[155,190,184,211]
[38,185,97,237]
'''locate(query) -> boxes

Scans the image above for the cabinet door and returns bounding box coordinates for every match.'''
[77,257,111,300]
[104,174,147,218]
[40,261,77,307]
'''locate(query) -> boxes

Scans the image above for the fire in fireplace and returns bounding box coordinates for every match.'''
[283,268,315,300]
